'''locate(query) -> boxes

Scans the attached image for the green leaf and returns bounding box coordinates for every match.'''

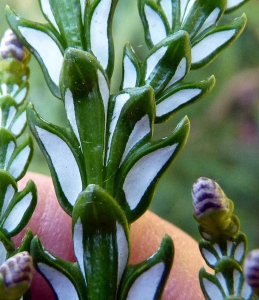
[104,85,155,194]
[143,30,191,94]
[181,0,227,39]
[115,116,190,223]
[0,180,36,237]
[27,103,84,216]
[6,134,33,181]
[120,43,142,90]
[155,76,215,122]
[72,184,129,299]
[191,14,247,69]
[48,0,84,49]
[118,235,174,300]
[87,0,119,78]
[60,48,110,185]
[6,6,64,98]
[30,236,86,300]
[138,0,170,48]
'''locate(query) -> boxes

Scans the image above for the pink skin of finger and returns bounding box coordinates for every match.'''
[14,172,205,300]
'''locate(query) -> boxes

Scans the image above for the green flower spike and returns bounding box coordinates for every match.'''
[0,251,33,300]
[0,29,36,300]
[192,177,255,300]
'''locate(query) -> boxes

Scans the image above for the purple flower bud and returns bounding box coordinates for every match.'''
[192,177,228,217]
[0,251,33,288]
[244,249,259,292]
[0,29,24,61]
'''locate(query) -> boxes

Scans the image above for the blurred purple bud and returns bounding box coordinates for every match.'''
[192,177,228,217]
[0,29,24,61]
[244,249,259,291]
[0,251,33,288]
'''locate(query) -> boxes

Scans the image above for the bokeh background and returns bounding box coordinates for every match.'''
[1,0,259,249]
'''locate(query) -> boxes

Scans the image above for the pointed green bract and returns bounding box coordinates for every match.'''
[72,184,129,300]
[60,48,109,185]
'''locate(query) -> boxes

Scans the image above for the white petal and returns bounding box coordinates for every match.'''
[5,106,17,128]
[116,222,128,285]
[73,218,86,283]
[1,184,15,216]
[90,0,112,70]
[18,26,63,86]
[8,145,31,179]
[202,278,224,300]
[201,249,217,266]
[106,93,130,164]
[166,57,187,88]
[64,89,80,145]
[196,8,221,37]
[38,263,79,300]
[160,0,173,28]
[145,46,168,80]
[144,4,167,45]
[227,0,245,10]
[234,242,245,262]
[126,263,165,300]
[120,115,151,165]
[40,0,60,32]
[192,30,236,64]
[11,111,27,136]
[216,272,229,296]
[123,144,177,210]
[233,269,241,296]
[0,242,7,266]
[156,88,201,117]
[35,126,82,206]
[122,56,138,89]
[14,87,27,104]
[3,192,32,232]
[4,141,15,170]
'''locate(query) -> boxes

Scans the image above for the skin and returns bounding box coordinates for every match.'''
[14,173,206,300]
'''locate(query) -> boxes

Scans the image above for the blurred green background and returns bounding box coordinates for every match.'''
[1,0,259,249]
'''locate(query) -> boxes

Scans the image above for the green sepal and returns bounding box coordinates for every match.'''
[0,180,37,237]
[72,184,129,300]
[6,6,64,98]
[6,134,33,181]
[0,274,30,300]
[30,236,87,299]
[13,229,34,254]
[143,30,191,94]
[27,103,84,216]
[104,85,155,194]
[117,234,174,300]
[48,0,84,49]
[225,0,250,13]
[181,0,227,39]
[60,48,110,185]
[155,75,215,123]
[120,43,142,90]
[0,230,15,256]
[87,0,119,78]
[195,198,240,242]
[138,0,170,48]
[0,57,30,86]
[191,14,247,69]
[115,116,190,223]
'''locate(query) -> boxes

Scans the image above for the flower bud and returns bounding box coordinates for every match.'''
[0,251,33,298]
[244,249,259,295]
[192,177,228,217]
[0,29,24,61]
[192,177,239,240]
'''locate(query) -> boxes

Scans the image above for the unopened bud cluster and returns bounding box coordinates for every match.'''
[0,29,25,61]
